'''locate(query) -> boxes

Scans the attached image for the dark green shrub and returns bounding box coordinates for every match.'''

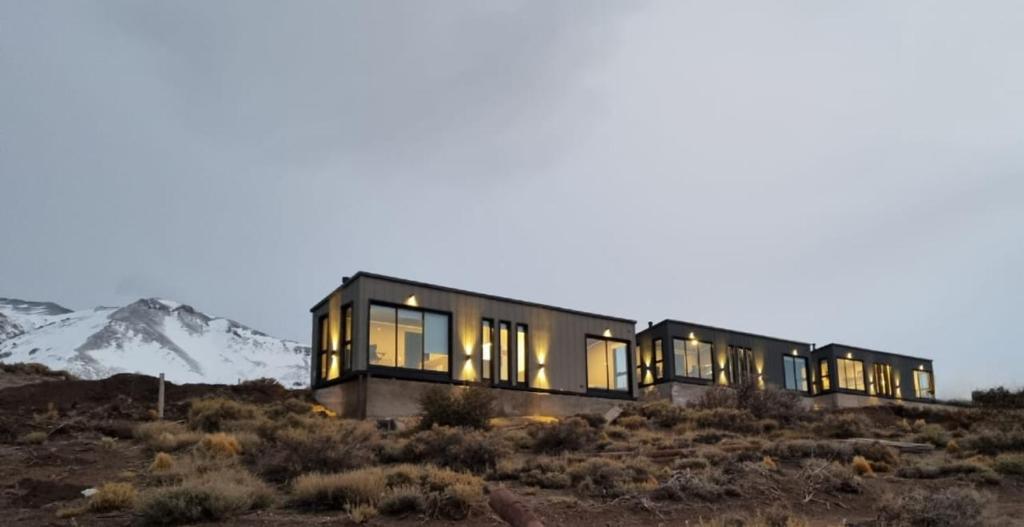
[418,386,495,430]
[972,386,1024,409]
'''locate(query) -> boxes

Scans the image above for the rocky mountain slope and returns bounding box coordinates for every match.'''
[0,297,309,387]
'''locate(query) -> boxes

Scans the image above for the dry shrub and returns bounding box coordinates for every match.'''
[567,457,657,498]
[896,460,990,479]
[531,417,599,453]
[693,408,765,434]
[425,477,483,520]
[89,482,137,512]
[134,421,202,451]
[693,379,806,424]
[0,361,74,378]
[382,426,502,473]
[187,398,259,432]
[876,487,986,527]
[135,468,273,526]
[378,485,425,516]
[994,453,1024,475]
[762,456,778,471]
[18,431,47,444]
[652,468,729,501]
[814,412,872,439]
[255,417,379,482]
[672,457,710,471]
[946,439,961,454]
[615,415,647,430]
[33,402,60,424]
[418,386,495,430]
[962,428,1024,455]
[851,456,873,476]
[349,503,378,523]
[766,439,854,461]
[197,433,241,458]
[574,413,607,428]
[150,452,175,473]
[604,425,631,440]
[914,423,951,448]
[502,456,571,489]
[800,459,862,495]
[631,400,689,428]
[290,468,387,510]
[855,441,900,466]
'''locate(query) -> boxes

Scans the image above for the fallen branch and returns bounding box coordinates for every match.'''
[488,486,544,527]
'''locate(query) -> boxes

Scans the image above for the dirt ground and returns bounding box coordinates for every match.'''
[2,367,1023,526]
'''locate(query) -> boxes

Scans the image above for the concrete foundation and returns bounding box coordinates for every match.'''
[314,376,630,419]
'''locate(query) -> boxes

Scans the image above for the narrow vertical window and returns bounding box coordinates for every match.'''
[653,339,664,380]
[480,319,493,382]
[318,315,330,382]
[423,312,448,372]
[499,321,510,383]
[726,346,754,384]
[673,338,686,377]
[342,305,353,373]
[397,309,424,370]
[516,324,528,385]
[819,359,831,391]
[874,363,894,397]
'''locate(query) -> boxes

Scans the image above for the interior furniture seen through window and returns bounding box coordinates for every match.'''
[836,357,866,391]
[369,303,449,373]
[673,338,713,380]
[587,337,630,392]
[782,355,808,392]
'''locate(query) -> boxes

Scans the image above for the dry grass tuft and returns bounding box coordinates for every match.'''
[197,433,242,458]
[135,468,273,526]
[18,431,47,444]
[134,421,202,451]
[876,486,986,527]
[290,468,387,510]
[187,398,259,432]
[150,452,175,473]
[89,482,137,512]
[349,503,379,523]
[851,456,873,476]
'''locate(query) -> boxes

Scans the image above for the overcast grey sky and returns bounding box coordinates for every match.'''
[2,1,1023,398]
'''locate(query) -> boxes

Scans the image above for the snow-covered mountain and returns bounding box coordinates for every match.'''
[0,297,310,388]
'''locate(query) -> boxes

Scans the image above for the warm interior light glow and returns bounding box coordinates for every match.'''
[404,294,418,307]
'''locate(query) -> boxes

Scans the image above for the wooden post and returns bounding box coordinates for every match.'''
[158,373,165,420]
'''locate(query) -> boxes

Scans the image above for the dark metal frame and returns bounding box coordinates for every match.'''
[781,354,810,394]
[584,334,634,399]
[365,300,453,381]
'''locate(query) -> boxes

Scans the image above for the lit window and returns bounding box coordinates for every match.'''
[914,370,934,399]
[819,359,831,391]
[499,321,510,383]
[726,346,755,384]
[587,337,631,392]
[874,363,894,397]
[516,324,528,386]
[653,339,664,380]
[369,303,449,373]
[342,305,353,373]
[673,338,714,380]
[480,319,493,381]
[782,355,808,392]
[836,357,866,391]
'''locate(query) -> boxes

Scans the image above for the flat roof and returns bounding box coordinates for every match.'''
[311,271,637,324]
[642,319,811,346]
[815,343,933,363]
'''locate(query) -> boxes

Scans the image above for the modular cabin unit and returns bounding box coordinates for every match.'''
[813,344,935,408]
[310,272,636,418]
[636,320,815,405]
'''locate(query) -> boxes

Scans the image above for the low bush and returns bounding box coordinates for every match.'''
[851,456,873,476]
[134,421,202,451]
[187,398,259,432]
[378,485,425,516]
[693,379,807,424]
[567,457,657,498]
[17,431,47,444]
[914,423,951,448]
[896,460,990,479]
[254,417,379,482]
[626,400,689,428]
[418,386,495,430]
[573,413,606,428]
[972,386,1024,409]
[531,417,599,454]
[197,433,242,458]
[382,426,502,473]
[518,457,572,489]
[876,487,986,527]
[693,408,764,434]
[150,452,175,473]
[994,453,1024,475]
[767,439,854,461]
[962,429,1024,455]
[425,479,482,520]
[135,468,273,526]
[615,415,647,430]
[652,468,729,501]
[89,482,137,512]
[349,504,378,523]
[813,412,872,439]
[672,457,710,471]
[854,441,900,466]
[800,459,862,495]
[290,468,387,510]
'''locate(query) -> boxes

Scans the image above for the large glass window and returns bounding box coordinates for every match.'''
[653,339,664,380]
[819,359,831,391]
[499,321,510,383]
[914,370,934,399]
[318,315,331,382]
[783,355,809,392]
[673,338,713,380]
[516,324,528,385]
[726,346,755,384]
[874,363,894,397]
[480,319,493,381]
[369,303,449,373]
[587,337,631,392]
[836,357,866,391]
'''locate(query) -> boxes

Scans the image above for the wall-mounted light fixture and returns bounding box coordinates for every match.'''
[602,329,612,337]
[918,364,925,370]
[791,349,798,356]
[688,332,696,340]
[404,294,418,307]
[538,362,546,369]
[846,352,853,359]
